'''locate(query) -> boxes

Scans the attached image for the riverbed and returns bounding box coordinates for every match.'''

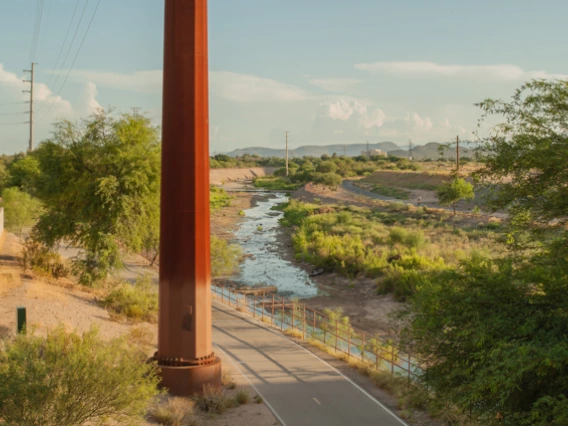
[231,192,318,298]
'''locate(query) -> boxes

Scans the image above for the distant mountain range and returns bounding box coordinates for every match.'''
[225,141,474,160]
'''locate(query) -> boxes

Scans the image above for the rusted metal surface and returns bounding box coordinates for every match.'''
[156,0,221,395]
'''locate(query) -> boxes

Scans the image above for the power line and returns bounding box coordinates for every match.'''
[29,0,46,63]
[44,0,82,90]
[0,112,27,117]
[0,101,27,107]
[39,0,102,122]
[42,0,90,106]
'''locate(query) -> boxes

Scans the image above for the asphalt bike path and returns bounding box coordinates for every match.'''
[212,301,408,426]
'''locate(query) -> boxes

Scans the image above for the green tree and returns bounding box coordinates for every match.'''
[475,79,568,249]
[0,327,160,426]
[7,154,41,194]
[0,160,10,192]
[404,80,568,425]
[0,187,42,238]
[32,112,160,285]
[211,236,243,276]
[403,253,568,425]
[316,160,338,174]
[312,172,343,191]
[436,176,474,214]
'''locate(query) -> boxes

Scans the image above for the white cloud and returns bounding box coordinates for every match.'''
[308,77,363,92]
[407,112,433,131]
[354,61,568,81]
[70,69,310,103]
[81,82,103,114]
[210,71,309,102]
[320,98,386,129]
[69,70,162,94]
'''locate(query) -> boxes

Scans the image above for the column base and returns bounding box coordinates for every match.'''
[157,357,222,396]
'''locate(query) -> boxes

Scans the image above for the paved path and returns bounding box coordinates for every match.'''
[212,302,408,426]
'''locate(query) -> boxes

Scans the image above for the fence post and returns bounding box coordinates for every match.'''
[261,292,265,322]
[271,295,275,326]
[292,302,295,330]
[221,286,224,304]
[375,345,379,370]
[312,309,316,339]
[335,318,338,353]
[407,354,411,380]
[391,346,395,374]
[236,290,239,309]
[281,298,285,330]
[253,296,256,318]
[348,330,351,359]
[361,333,365,363]
[303,305,306,341]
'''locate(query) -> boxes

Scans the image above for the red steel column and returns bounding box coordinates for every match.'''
[155,0,221,395]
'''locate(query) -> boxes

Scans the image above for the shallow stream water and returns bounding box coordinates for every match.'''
[232,192,318,298]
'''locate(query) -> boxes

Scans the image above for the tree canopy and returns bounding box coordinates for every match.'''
[32,112,160,284]
[404,80,568,425]
[0,187,42,238]
[436,176,474,214]
[475,79,568,249]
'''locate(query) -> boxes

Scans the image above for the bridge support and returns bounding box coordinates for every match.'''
[154,0,221,395]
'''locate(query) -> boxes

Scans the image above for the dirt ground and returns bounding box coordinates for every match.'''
[210,167,276,186]
[0,232,277,426]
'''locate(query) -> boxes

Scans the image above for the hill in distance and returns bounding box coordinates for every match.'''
[225,141,473,160]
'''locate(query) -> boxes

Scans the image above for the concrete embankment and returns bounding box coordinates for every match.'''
[210,167,276,186]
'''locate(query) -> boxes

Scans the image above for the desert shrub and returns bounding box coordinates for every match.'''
[235,390,250,405]
[194,384,231,414]
[101,276,158,323]
[211,236,243,276]
[404,230,427,250]
[0,327,160,426]
[148,398,196,426]
[222,370,236,389]
[388,227,408,245]
[21,240,69,279]
[210,186,232,212]
[379,265,429,301]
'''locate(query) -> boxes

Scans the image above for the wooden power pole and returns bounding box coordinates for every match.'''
[456,135,460,171]
[155,0,221,396]
[285,131,289,176]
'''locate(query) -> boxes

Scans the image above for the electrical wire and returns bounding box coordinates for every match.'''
[44,0,82,90]
[0,112,27,117]
[29,0,46,64]
[39,0,102,122]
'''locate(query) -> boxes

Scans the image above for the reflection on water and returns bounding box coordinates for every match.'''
[233,193,318,298]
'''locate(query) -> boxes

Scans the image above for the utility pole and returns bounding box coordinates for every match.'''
[408,139,413,160]
[456,135,460,171]
[155,0,221,396]
[366,141,369,157]
[131,107,141,117]
[285,131,289,176]
[23,63,35,151]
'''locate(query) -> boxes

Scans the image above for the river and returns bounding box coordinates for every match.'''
[232,192,318,298]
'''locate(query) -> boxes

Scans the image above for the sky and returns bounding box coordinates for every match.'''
[1,0,568,154]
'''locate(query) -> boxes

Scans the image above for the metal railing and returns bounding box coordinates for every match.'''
[211,284,419,379]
